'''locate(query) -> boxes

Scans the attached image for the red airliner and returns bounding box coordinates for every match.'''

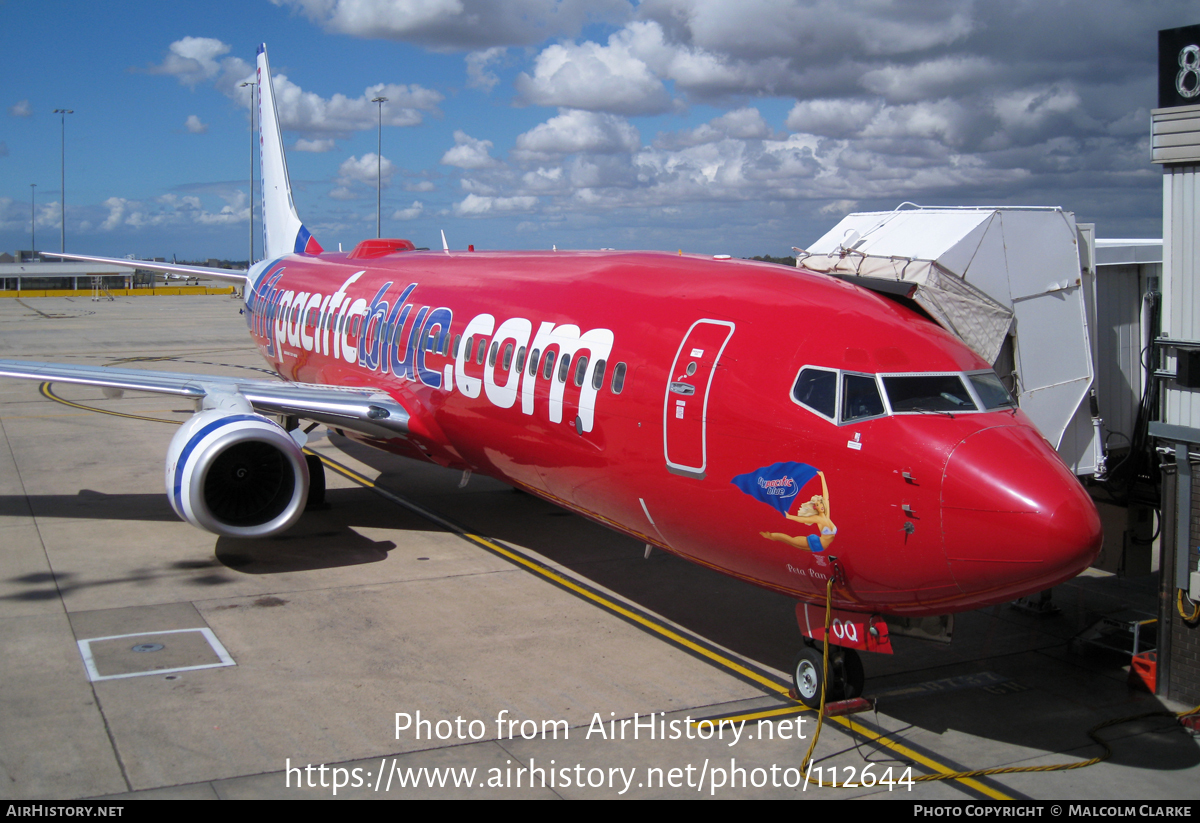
[0,45,1101,707]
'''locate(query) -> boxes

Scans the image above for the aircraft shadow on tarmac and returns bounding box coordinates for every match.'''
[0,490,180,521]
[0,487,399,600]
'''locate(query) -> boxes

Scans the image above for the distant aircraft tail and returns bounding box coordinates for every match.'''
[257,44,323,259]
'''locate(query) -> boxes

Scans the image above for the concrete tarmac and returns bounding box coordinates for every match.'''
[0,295,1197,801]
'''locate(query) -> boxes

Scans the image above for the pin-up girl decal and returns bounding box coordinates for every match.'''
[760,471,835,553]
[730,462,835,553]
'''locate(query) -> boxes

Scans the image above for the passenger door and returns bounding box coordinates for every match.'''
[663,320,735,479]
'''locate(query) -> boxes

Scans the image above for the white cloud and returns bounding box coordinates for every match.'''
[785,99,880,138]
[860,99,975,146]
[17,197,62,229]
[101,197,132,231]
[638,0,973,61]
[454,194,539,216]
[500,5,983,109]
[271,76,443,137]
[819,199,858,216]
[148,37,232,87]
[515,109,640,158]
[9,100,31,117]
[992,85,1084,133]
[441,131,498,169]
[521,166,565,193]
[272,0,632,49]
[656,107,772,148]
[405,180,436,192]
[466,47,506,91]
[516,32,670,115]
[615,19,792,100]
[295,138,336,152]
[459,178,498,196]
[151,37,442,138]
[392,201,425,220]
[860,56,996,103]
[337,153,396,186]
[185,115,208,134]
[97,189,249,232]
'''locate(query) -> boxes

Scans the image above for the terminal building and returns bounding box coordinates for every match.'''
[0,251,237,297]
[0,251,137,293]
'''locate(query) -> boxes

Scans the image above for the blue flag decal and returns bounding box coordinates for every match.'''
[731,462,819,516]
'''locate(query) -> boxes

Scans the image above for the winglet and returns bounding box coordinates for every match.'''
[257,44,323,259]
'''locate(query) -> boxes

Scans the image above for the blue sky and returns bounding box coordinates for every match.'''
[1,1,1193,261]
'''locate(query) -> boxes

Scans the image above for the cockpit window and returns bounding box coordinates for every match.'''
[792,368,836,419]
[968,372,1017,409]
[882,375,977,412]
[842,373,885,422]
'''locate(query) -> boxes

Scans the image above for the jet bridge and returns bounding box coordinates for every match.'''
[802,205,1102,476]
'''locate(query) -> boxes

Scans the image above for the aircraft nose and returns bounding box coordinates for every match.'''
[940,425,1102,605]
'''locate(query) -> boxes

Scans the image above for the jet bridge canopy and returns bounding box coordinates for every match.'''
[803,206,1097,475]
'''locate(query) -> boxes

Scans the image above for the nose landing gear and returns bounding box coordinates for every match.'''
[791,644,864,709]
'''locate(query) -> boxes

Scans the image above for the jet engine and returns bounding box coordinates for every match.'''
[165,404,310,537]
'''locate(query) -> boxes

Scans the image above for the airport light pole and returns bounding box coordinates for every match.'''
[53,109,74,253]
[30,184,36,252]
[372,96,387,238]
[241,80,257,267]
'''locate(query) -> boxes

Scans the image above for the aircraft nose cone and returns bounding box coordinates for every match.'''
[941,425,1102,606]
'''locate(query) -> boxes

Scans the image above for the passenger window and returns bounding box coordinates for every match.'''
[489,341,499,367]
[793,368,836,419]
[592,359,607,390]
[558,353,572,383]
[515,346,526,372]
[542,350,556,379]
[611,362,627,394]
[476,338,487,365]
[453,334,461,358]
[528,348,541,376]
[574,355,588,387]
[502,342,513,370]
[842,373,885,422]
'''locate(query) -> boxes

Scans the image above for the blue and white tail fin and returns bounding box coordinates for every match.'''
[257,44,322,258]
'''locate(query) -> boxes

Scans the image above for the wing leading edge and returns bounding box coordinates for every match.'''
[0,359,410,440]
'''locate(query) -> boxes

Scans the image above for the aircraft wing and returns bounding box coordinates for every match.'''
[42,252,248,284]
[0,359,410,440]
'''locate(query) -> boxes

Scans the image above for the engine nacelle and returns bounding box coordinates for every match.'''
[166,407,309,537]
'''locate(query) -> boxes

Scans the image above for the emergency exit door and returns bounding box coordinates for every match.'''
[663,319,735,479]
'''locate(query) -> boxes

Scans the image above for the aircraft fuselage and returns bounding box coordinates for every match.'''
[244,247,1102,622]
